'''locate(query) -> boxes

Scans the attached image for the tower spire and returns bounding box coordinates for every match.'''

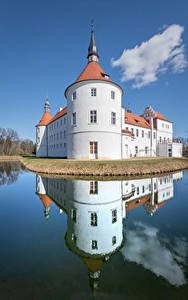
[87,22,99,63]
[44,96,50,113]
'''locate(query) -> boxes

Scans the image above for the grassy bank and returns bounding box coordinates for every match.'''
[18,157,188,177]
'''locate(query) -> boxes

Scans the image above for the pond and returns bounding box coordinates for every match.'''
[0,162,188,299]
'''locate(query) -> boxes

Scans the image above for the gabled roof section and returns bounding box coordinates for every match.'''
[126,194,151,212]
[48,107,67,125]
[154,110,171,122]
[36,112,52,127]
[75,61,112,83]
[125,111,151,129]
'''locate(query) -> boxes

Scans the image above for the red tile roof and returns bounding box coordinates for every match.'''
[126,194,151,212]
[75,61,112,83]
[157,199,168,209]
[125,111,151,129]
[122,129,134,136]
[36,112,52,127]
[154,111,169,122]
[48,107,67,124]
[38,194,52,208]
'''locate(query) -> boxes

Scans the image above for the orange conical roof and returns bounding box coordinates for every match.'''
[38,194,52,208]
[81,257,104,273]
[36,111,52,126]
[75,61,112,83]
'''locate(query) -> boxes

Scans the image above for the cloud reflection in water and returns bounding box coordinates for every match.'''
[121,222,188,286]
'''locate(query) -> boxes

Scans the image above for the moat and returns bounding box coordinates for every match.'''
[0,161,188,299]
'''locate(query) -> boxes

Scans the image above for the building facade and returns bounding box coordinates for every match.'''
[36,27,182,159]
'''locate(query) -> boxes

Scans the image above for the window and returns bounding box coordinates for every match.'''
[148,131,151,139]
[136,129,139,137]
[112,236,116,245]
[111,112,116,125]
[135,146,138,154]
[111,91,115,99]
[90,212,97,226]
[90,110,97,123]
[72,112,76,125]
[112,209,117,223]
[71,208,77,223]
[153,132,156,139]
[142,186,145,193]
[90,142,98,154]
[57,121,58,128]
[131,128,134,133]
[91,240,98,249]
[142,130,144,138]
[64,130,66,138]
[57,133,59,140]
[64,143,66,148]
[72,91,76,100]
[145,147,148,155]
[60,119,62,126]
[90,181,98,194]
[71,233,77,244]
[91,88,96,96]
[64,118,66,124]
[137,187,139,195]
[160,136,162,143]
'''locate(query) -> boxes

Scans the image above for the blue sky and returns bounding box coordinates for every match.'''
[0,0,188,141]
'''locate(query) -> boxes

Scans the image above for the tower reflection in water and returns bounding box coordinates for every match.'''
[36,172,183,294]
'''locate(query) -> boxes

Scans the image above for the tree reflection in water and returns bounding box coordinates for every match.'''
[0,161,26,186]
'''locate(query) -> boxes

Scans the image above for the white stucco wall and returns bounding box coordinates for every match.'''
[47,114,67,157]
[36,125,48,157]
[172,142,182,157]
[66,80,122,159]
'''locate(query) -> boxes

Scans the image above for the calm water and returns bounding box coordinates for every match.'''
[0,162,188,300]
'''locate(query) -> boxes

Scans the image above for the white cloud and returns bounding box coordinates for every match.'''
[111,24,187,88]
[121,222,188,286]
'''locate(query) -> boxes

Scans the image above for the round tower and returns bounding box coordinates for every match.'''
[65,25,123,159]
[36,97,52,157]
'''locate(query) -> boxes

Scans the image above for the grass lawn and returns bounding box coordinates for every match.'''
[20,156,188,177]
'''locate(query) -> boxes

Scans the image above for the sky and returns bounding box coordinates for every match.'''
[0,0,188,141]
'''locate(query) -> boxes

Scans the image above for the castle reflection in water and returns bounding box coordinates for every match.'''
[36,172,183,293]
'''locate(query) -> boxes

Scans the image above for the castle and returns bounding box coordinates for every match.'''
[36,26,182,159]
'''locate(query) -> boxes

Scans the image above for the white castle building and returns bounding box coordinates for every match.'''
[36,26,182,159]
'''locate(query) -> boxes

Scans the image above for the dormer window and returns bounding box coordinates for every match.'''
[72,91,76,100]
[91,88,96,96]
[135,119,140,124]
[101,72,109,79]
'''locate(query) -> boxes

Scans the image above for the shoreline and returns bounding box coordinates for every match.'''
[1,156,187,178]
[1,156,188,178]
